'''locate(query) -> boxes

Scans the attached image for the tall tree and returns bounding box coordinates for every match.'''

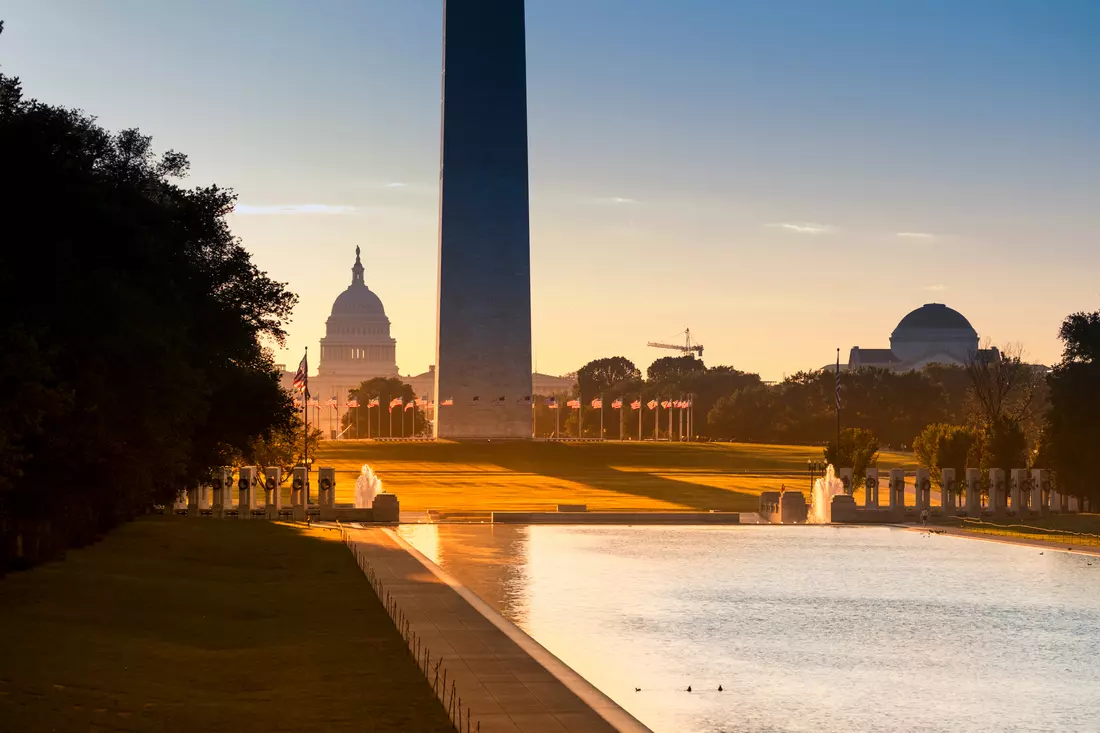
[576,357,641,397]
[824,428,879,482]
[1045,311,1100,501]
[344,378,425,438]
[646,355,706,383]
[1,23,296,569]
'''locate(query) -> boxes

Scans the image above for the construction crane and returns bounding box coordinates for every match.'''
[647,328,704,358]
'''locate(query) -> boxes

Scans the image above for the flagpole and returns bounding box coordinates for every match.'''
[600,397,604,440]
[653,396,657,441]
[303,347,308,483]
[836,347,841,455]
[637,396,642,441]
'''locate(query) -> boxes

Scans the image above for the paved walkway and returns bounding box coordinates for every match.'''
[347,528,650,733]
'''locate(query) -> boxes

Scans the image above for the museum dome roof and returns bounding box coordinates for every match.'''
[328,246,387,318]
[892,304,975,336]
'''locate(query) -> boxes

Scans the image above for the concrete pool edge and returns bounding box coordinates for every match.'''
[386,528,655,733]
[906,525,1100,555]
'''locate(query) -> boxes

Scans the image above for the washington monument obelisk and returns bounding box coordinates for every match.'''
[434,0,533,439]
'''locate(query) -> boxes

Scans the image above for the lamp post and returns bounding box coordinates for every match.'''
[808,460,826,493]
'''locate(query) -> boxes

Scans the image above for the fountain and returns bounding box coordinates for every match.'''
[809,464,847,523]
[354,464,383,508]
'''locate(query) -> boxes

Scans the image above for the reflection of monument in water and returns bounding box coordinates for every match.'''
[432,524,532,623]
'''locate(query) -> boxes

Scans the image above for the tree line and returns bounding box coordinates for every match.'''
[568,317,1097,504]
[0,23,298,572]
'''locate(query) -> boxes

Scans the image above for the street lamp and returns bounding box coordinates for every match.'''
[808,460,826,492]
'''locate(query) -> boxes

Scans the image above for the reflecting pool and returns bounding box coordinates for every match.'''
[397,524,1100,733]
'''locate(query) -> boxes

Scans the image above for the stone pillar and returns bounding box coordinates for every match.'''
[889,469,905,512]
[212,466,234,519]
[186,486,200,517]
[965,468,981,518]
[318,467,337,509]
[238,466,257,520]
[1010,468,1029,516]
[434,0,533,439]
[263,467,282,520]
[1031,469,1049,514]
[915,468,931,514]
[989,469,1006,517]
[291,466,309,521]
[837,467,853,497]
[198,484,211,511]
[864,468,879,508]
[1067,495,1079,513]
[941,468,957,516]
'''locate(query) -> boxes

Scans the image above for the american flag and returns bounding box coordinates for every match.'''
[546,397,558,409]
[591,398,603,409]
[441,398,454,406]
[611,398,623,409]
[567,399,580,409]
[292,352,309,396]
[326,396,338,408]
[368,398,379,408]
[630,399,641,410]
[309,398,320,408]
[647,399,658,410]
[389,397,402,409]
[404,400,414,411]
[673,400,683,408]
[417,397,428,406]
[346,399,359,408]
[661,400,671,409]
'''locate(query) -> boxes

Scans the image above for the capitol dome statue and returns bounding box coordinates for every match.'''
[318,246,397,379]
[848,303,994,371]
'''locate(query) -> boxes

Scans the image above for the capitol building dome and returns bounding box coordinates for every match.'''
[848,303,991,371]
[317,247,397,379]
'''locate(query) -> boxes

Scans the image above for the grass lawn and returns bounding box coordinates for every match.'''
[0,517,453,732]
[938,514,1100,549]
[315,440,917,513]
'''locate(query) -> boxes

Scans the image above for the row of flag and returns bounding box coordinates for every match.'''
[293,394,694,411]
[547,397,693,410]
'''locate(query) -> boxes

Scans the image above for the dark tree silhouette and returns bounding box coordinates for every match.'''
[0,23,297,570]
[1045,311,1100,502]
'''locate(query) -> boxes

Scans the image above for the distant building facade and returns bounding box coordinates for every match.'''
[280,246,575,438]
[847,303,998,372]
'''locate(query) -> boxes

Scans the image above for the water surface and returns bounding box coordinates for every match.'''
[398,524,1100,733]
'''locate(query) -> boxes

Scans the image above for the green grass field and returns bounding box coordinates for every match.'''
[0,518,452,732]
[315,440,917,513]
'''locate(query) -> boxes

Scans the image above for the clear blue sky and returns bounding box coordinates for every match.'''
[3,0,1097,380]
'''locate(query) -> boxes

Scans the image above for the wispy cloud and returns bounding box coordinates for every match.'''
[771,222,837,235]
[234,204,359,215]
[925,284,946,291]
[592,196,640,205]
[382,182,408,189]
[897,231,937,239]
